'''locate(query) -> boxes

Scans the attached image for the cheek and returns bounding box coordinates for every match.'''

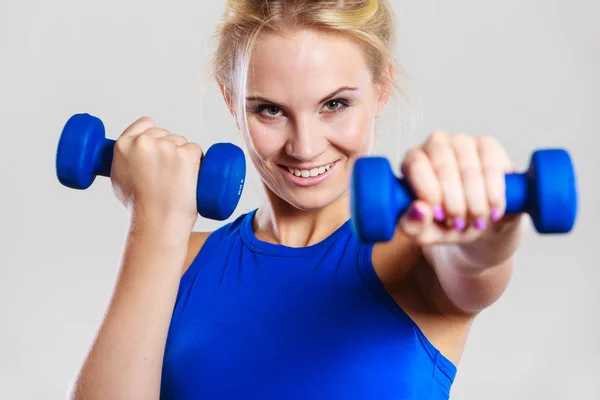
[244,118,286,163]
[330,107,375,154]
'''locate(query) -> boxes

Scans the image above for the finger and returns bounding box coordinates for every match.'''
[401,147,442,209]
[139,127,171,139]
[397,200,434,242]
[423,131,466,230]
[119,116,156,138]
[179,142,204,169]
[452,134,489,231]
[477,135,508,223]
[132,128,172,149]
[160,134,188,147]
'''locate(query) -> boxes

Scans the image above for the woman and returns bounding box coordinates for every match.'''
[69,1,523,399]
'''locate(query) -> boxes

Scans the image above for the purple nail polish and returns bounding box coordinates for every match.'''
[454,218,466,231]
[475,217,487,231]
[409,205,425,221]
[491,208,502,222]
[433,206,445,222]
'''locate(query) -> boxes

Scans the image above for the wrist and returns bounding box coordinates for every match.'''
[128,210,194,248]
[456,215,524,270]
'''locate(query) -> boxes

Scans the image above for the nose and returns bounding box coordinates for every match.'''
[285,115,327,162]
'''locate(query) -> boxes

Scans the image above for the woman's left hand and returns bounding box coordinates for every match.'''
[397,131,524,266]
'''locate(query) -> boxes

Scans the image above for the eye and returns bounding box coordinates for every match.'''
[256,105,283,119]
[322,99,349,113]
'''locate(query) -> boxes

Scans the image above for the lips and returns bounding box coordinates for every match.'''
[279,161,338,187]
[285,162,335,178]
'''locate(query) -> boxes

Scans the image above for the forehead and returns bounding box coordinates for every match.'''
[246,29,373,97]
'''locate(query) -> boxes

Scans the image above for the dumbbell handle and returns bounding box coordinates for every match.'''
[93,138,116,178]
[390,173,530,217]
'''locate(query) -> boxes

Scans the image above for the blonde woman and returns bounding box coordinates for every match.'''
[70,1,523,399]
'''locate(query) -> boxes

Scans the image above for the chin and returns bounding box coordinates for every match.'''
[280,188,349,212]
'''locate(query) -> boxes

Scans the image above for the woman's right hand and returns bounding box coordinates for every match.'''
[110,116,204,235]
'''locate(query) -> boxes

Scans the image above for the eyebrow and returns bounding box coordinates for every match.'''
[245,86,359,105]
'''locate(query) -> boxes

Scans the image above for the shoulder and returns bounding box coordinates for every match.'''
[180,211,252,276]
[182,231,213,276]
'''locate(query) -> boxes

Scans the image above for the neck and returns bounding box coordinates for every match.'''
[253,189,351,248]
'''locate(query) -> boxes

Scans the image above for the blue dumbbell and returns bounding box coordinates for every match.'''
[350,149,578,243]
[56,113,246,221]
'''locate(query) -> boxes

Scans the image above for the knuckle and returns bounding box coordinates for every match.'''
[137,116,155,126]
[460,166,484,185]
[477,135,501,152]
[114,137,129,153]
[459,163,482,179]
[404,147,423,160]
[157,138,176,152]
[451,133,475,148]
[146,127,167,136]
[405,160,429,179]
[186,142,203,153]
[134,133,153,149]
[430,156,453,176]
[401,148,426,173]
[182,142,204,159]
[429,130,448,143]
[481,159,497,173]
[481,162,500,177]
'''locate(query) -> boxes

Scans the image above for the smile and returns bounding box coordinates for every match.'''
[279,161,339,187]
[286,162,335,178]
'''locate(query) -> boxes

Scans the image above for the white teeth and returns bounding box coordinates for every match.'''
[287,163,334,178]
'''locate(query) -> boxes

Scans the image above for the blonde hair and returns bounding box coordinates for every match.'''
[210,0,401,152]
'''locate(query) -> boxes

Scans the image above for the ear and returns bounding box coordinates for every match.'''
[218,80,236,117]
[218,80,241,130]
[375,66,394,119]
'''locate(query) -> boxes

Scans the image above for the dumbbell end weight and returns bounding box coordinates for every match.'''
[56,113,113,190]
[350,157,414,243]
[516,148,578,234]
[197,143,246,221]
[351,149,578,243]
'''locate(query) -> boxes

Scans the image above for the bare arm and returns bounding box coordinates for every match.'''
[68,225,190,400]
[65,116,210,399]
[421,216,523,315]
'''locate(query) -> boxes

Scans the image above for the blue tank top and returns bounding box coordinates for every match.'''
[160,209,456,399]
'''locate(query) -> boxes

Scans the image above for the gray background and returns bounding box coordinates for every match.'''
[1,0,599,399]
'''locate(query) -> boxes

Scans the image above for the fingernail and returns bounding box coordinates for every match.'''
[408,204,426,221]
[474,217,487,231]
[491,208,502,222]
[454,218,466,231]
[433,206,445,222]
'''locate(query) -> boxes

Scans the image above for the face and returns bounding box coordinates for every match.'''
[227,29,390,212]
